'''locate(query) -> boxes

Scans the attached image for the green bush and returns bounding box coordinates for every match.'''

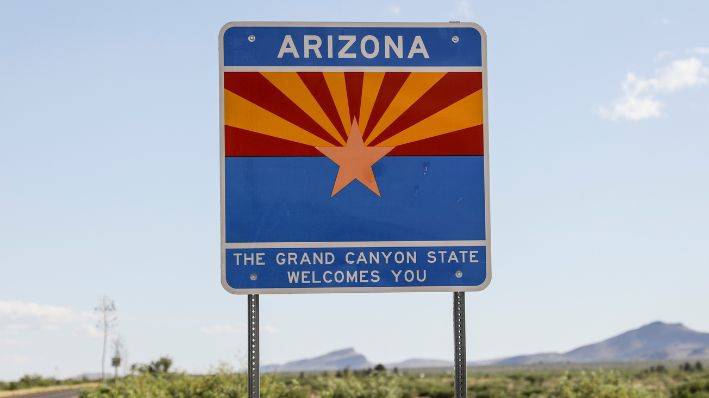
[0,374,86,391]
[671,375,709,398]
[552,371,662,398]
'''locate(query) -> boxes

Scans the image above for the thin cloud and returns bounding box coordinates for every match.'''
[598,57,709,121]
[0,300,84,323]
[0,337,26,347]
[655,51,674,61]
[77,323,103,338]
[0,300,101,337]
[691,47,709,55]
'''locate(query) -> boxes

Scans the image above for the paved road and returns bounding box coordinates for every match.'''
[11,389,80,398]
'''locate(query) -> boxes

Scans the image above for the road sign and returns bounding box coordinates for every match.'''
[220,22,490,294]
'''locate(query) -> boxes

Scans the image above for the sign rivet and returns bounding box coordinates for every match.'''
[455,270,463,278]
[451,35,460,44]
[248,34,256,42]
[249,273,258,281]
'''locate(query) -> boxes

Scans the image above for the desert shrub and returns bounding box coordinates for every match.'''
[131,356,174,375]
[671,375,709,398]
[81,372,247,398]
[552,371,661,398]
[0,374,79,391]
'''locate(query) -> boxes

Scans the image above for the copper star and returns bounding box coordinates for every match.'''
[316,119,394,197]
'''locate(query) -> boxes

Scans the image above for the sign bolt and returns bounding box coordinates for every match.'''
[455,270,463,278]
[452,35,460,44]
[248,34,256,42]
[250,273,258,281]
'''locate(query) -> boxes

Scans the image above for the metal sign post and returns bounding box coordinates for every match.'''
[453,292,467,398]
[219,21,489,398]
[248,294,259,398]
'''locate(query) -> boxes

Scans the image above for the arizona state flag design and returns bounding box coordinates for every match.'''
[220,23,490,293]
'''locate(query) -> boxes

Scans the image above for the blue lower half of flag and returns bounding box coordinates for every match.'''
[224,156,486,243]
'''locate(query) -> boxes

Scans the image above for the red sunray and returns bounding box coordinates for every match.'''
[224,73,341,146]
[345,72,363,124]
[225,126,324,157]
[298,72,348,142]
[386,125,484,156]
[362,72,410,141]
[369,73,483,146]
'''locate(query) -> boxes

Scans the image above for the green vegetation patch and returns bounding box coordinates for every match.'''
[77,362,709,398]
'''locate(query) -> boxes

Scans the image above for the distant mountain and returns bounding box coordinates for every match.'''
[262,322,709,373]
[486,321,709,366]
[387,358,453,369]
[262,348,371,373]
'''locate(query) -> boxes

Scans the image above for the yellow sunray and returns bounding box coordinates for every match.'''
[322,72,351,134]
[224,89,334,147]
[365,72,446,145]
[260,72,345,145]
[358,72,385,133]
[376,89,483,147]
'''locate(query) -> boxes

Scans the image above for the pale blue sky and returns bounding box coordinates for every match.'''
[1,0,709,381]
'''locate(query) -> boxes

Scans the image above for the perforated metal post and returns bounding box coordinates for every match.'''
[248,294,259,398]
[453,292,467,398]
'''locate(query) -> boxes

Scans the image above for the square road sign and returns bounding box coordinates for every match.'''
[220,22,490,294]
